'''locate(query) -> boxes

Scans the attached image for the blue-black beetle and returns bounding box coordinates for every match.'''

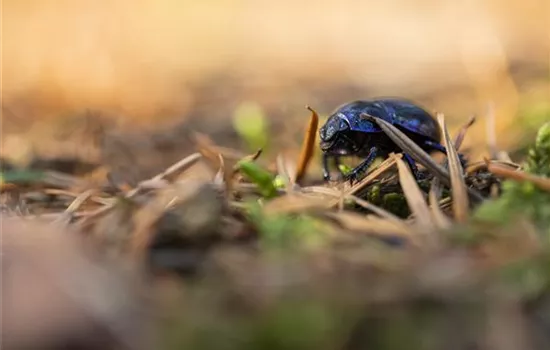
[319,98,464,183]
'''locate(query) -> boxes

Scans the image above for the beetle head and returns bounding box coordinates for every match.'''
[319,113,359,155]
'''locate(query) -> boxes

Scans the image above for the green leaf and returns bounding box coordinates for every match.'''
[237,160,277,198]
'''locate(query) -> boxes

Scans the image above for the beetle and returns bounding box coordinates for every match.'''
[319,98,465,183]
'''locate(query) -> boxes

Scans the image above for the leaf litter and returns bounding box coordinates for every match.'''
[2,109,550,350]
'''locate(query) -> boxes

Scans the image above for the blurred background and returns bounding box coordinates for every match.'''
[2,2,550,349]
[2,0,550,174]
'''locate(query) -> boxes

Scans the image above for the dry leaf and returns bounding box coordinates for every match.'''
[295,106,319,184]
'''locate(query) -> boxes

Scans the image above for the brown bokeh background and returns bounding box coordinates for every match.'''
[2,0,549,171]
[1,4,550,347]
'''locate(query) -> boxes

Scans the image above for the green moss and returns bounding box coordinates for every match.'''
[366,185,382,205]
[359,185,411,218]
[474,122,550,237]
[525,121,550,177]
[246,202,331,251]
[382,193,410,218]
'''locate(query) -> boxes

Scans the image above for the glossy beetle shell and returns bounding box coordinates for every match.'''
[332,98,441,143]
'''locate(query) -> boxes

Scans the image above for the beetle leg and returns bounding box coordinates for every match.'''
[423,140,468,168]
[403,153,421,179]
[345,146,378,185]
[322,153,332,181]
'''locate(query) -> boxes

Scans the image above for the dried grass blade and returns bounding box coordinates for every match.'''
[364,114,484,204]
[391,154,434,232]
[284,156,297,188]
[487,162,550,192]
[151,152,203,182]
[295,106,319,184]
[213,153,226,187]
[437,113,469,223]
[364,114,450,179]
[232,149,264,175]
[53,189,96,224]
[300,185,344,197]
[262,193,329,215]
[465,159,521,175]
[242,148,264,163]
[428,177,451,232]
[337,187,345,212]
[322,211,416,244]
[65,189,95,214]
[129,199,166,258]
[276,152,296,190]
[326,155,399,208]
[43,189,113,205]
[213,146,250,160]
[347,155,399,195]
[428,183,452,230]
[454,115,476,151]
[302,183,403,222]
[194,132,223,171]
[79,153,202,225]
[43,170,91,189]
[438,114,475,172]
[192,132,253,161]
[424,115,476,200]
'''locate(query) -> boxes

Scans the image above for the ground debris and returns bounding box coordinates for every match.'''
[3,117,550,350]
